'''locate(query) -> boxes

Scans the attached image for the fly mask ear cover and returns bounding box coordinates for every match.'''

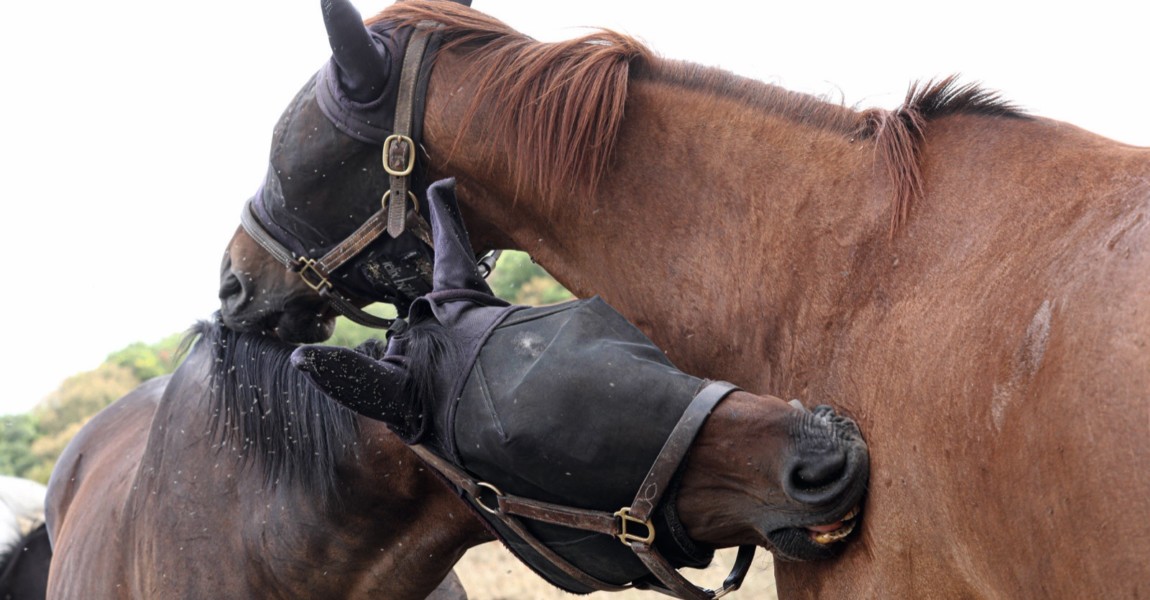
[294,178,718,591]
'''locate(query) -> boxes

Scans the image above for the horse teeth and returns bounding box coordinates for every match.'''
[811,518,857,545]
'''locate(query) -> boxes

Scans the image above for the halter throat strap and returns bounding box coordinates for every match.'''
[412,380,755,599]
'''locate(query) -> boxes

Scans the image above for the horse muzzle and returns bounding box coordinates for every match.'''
[766,404,869,561]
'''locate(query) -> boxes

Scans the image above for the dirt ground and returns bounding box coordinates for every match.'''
[453,543,779,599]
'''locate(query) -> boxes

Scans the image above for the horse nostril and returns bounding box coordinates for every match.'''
[784,447,850,504]
[219,272,243,301]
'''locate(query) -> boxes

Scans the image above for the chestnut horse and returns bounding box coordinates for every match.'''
[218,2,1150,597]
[45,320,867,598]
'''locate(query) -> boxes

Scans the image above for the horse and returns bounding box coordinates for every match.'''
[217,1,1150,597]
[0,475,50,599]
[44,323,476,600]
[44,321,868,596]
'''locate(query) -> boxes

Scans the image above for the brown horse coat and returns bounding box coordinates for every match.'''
[391,4,1149,597]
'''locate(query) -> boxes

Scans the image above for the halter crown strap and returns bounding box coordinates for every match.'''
[412,380,754,599]
[385,22,437,237]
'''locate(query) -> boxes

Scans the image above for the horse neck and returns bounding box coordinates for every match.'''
[144,338,490,598]
[429,69,892,391]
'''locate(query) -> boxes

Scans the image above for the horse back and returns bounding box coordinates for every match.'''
[45,375,168,599]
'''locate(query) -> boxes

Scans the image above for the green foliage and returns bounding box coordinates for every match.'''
[4,253,570,483]
[105,333,184,381]
[325,304,398,349]
[0,414,41,480]
[487,251,573,306]
[33,363,140,439]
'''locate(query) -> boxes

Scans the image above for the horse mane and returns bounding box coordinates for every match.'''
[192,320,359,503]
[859,76,1025,233]
[377,2,1025,233]
[375,1,650,207]
[393,320,461,443]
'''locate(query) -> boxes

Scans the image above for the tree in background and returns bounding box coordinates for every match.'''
[487,251,573,306]
[3,251,571,482]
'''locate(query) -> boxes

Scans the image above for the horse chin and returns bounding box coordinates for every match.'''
[274,309,338,344]
[218,300,337,344]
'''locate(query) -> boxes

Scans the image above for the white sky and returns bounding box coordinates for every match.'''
[0,0,1146,415]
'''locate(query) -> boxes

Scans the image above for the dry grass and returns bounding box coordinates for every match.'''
[453,543,778,599]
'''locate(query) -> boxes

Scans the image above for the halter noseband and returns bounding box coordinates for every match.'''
[413,380,756,599]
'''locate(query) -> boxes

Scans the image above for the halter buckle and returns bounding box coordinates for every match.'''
[614,507,655,546]
[383,134,416,177]
[295,257,332,293]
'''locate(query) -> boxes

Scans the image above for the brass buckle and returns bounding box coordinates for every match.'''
[474,482,503,515]
[614,507,655,545]
[381,189,420,212]
[382,134,416,177]
[296,257,332,293]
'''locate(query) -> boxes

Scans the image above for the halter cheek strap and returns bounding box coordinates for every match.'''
[412,380,756,599]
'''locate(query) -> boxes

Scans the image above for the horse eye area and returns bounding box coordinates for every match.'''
[808,505,861,545]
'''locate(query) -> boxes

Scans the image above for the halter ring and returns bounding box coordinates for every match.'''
[475,482,504,515]
[381,190,420,213]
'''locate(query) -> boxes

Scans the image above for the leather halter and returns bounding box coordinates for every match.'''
[239,23,442,330]
[413,380,756,599]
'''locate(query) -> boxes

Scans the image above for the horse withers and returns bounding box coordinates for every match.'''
[217,2,1150,597]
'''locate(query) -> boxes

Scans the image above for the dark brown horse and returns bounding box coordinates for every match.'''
[45,323,475,600]
[45,320,867,597]
[218,2,1150,597]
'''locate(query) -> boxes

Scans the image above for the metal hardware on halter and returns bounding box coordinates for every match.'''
[614,507,656,545]
[476,249,502,279]
[295,257,333,293]
[381,189,420,213]
[475,482,503,515]
[383,134,416,176]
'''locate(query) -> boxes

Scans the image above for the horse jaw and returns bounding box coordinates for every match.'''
[218,227,337,344]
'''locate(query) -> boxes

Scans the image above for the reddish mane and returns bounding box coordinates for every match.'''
[377,2,1025,232]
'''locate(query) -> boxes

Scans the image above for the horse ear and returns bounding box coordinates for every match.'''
[321,0,390,103]
[426,179,494,294]
[291,344,411,427]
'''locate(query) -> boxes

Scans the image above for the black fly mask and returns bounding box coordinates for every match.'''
[240,1,468,325]
[293,179,756,597]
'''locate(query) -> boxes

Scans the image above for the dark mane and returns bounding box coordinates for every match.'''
[378,3,1026,233]
[192,320,358,502]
